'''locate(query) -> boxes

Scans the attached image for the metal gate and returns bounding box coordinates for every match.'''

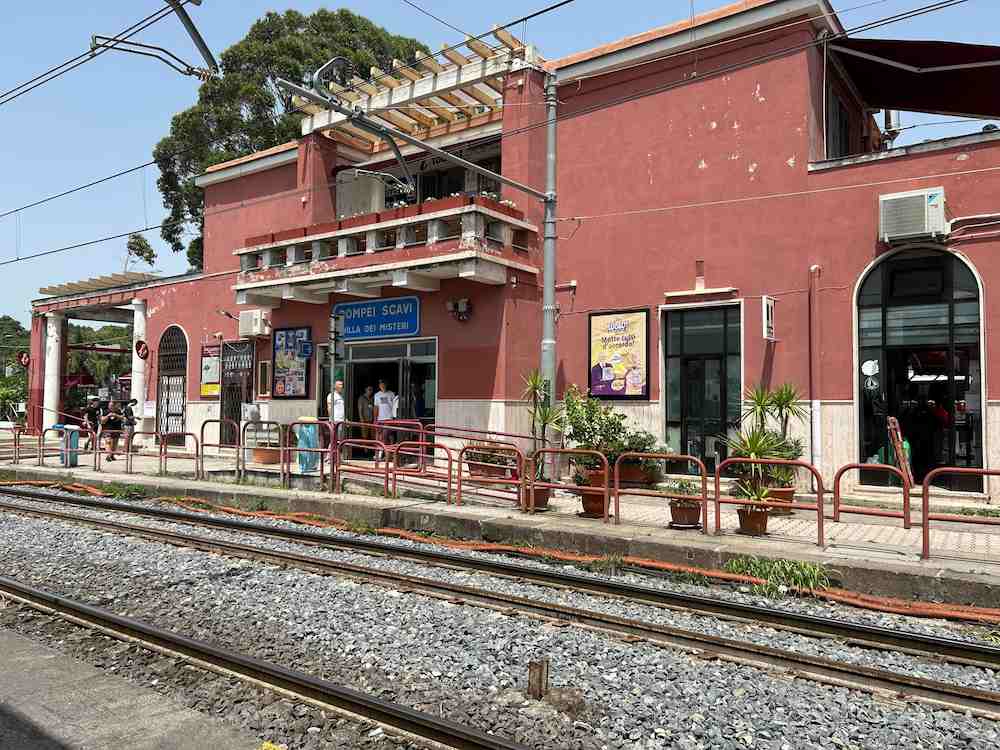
[156,326,187,446]
[220,341,254,444]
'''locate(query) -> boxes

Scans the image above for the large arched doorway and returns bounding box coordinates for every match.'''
[857,248,983,491]
[157,326,188,444]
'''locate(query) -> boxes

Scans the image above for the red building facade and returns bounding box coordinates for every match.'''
[29,0,1000,495]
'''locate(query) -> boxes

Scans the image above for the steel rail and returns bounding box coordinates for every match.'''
[4,501,1000,721]
[0,573,526,750]
[4,486,1000,669]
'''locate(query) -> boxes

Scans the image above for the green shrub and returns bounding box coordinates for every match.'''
[724,555,830,598]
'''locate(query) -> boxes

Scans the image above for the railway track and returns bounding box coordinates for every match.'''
[3,492,1000,721]
[0,573,526,750]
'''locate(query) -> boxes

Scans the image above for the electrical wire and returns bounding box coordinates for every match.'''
[399,0,474,37]
[0,1,192,108]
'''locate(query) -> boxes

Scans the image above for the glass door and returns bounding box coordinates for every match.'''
[682,357,725,473]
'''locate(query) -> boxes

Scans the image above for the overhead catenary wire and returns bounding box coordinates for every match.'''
[0,0,938,222]
[0,1,193,108]
[1,0,977,263]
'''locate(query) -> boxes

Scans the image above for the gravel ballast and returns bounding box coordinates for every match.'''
[2,507,1000,750]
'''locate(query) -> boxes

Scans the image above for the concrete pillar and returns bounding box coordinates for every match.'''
[297,133,339,226]
[42,312,64,428]
[130,300,148,431]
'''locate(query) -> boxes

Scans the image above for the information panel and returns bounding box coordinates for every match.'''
[588,309,649,400]
[333,296,420,341]
[272,327,312,398]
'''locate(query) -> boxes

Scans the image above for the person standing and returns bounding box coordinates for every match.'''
[123,399,138,452]
[373,379,397,449]
[357,385,374,439]
[83,396,101,450]
[326,380,345,423]
[101,400,124,461]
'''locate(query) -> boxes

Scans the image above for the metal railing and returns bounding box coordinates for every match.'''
[525,448,609,519]
[714,458,826,548]
[284,420,335,491]
[456,442,524,507]
[38,426,97,470]
[612,453,708,529]
[391,442,455,500]
[833,463,911,529]
[240,421,285,481]
[199,419,240,479]
[161,432,200,477]
[334,438,390,497]
[125,431,162,475]
[921,468,1000,559]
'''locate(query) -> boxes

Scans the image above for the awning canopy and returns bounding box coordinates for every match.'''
[830,38,1000,119]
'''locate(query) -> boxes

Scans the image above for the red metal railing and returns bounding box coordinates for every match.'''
[714,458,826,548]
[456,442,524,507]
[334,438,389,497]
[284,420,335,491]
[612,453,708,529]
[38,426,97,470]
[525,448,610,519]
[0,425,24,463]
[833,463,911,529]
[921,467,1000,560]
[391,442,455,501]
[95,429,129,472]
[199,419,240,479]
[160,432,200,477]
[125,431,161,475]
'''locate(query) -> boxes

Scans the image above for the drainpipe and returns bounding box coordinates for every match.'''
[808,265,822,481]
[540,73,559,404]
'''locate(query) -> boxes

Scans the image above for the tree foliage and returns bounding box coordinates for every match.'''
[0,316,29,420]
[125,233,156,270]
[154,9,429,270]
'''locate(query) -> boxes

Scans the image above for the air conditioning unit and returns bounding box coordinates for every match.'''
[879,187,947,243]
[238,309,270,338]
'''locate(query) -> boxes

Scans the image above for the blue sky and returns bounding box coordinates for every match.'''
[0,0,995,325]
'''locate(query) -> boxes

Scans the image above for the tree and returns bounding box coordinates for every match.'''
[154,9,429,270]
[124,233,156,272]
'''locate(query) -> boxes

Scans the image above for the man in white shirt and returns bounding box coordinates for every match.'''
[373,379,397,447]
[326,380,345,423]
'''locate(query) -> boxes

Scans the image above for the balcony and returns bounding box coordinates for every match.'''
[234,195,538,304]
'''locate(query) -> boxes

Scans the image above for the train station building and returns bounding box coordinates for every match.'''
[26,0,1000,496]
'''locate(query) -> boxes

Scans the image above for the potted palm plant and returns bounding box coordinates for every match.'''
[723,426,790,536]
[766,383,808,511]
[523,370,563,510]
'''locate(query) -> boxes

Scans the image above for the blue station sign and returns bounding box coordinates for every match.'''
[333,296,421,341]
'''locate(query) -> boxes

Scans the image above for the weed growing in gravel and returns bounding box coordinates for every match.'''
[965,627,1000,646]
[103,483,150,502]
[951,506,1000,518]
[259,742,284,750]
[0,469,16,482]
[586,553,625,576]
[251,498,271,512]
[346,520,377,535]
[669,570,712,587]
[723,555,830,598]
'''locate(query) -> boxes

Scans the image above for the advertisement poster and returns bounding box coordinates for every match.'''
[272,327,311,398]
[588,309,649,400]
[200,345,221,397]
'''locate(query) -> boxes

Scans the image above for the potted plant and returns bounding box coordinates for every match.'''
[563,385,662,517]
[735,480,771,536]
[667,478,703,528]
[723,425,790,535]
[523,370,563,511]
[465,440,518,479]
[433,192,470,212]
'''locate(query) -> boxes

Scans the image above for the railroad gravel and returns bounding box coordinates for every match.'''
[7,494,1000,694]
[0,605,428,750]
[2,509,1000,750]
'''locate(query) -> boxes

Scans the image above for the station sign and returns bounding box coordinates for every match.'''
[333,296,420,341]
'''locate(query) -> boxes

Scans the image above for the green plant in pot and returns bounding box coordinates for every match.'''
[563,385,662,517]
[523,370,563,510]
[666,478,702,528]
[464,440,519,480]
[723,425,790,536]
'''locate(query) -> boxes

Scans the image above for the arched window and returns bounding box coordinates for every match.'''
[157,326,188,441]
[857,249,982,491]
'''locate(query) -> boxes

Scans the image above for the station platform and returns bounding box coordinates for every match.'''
[0,629,258,749]
[4,461,1000,607]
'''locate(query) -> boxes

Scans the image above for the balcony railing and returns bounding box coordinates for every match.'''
[236,196,537,283]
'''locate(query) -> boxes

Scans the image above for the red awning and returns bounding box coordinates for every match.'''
[830,38,1000,119]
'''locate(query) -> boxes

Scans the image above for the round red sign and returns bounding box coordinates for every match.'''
[15,351,29,368]
[135,340,150,360]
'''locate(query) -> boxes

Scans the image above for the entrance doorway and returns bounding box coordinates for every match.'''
[857,249,982,491]
[220,341,254,444]
[343,339,438,426]
[156,326,187,446]
[664,306,741,474]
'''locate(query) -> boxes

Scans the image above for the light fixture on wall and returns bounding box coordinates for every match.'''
[445,298,473,322]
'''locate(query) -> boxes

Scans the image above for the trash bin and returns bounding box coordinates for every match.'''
[294,419,319,473]
[61,425,80,467]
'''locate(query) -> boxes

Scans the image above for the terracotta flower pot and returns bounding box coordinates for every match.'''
[252,446,281,465]
[669,502,702,528]
[767,485,795,516]
[736,506,770,536]
[616,463,655,488]
[527,486,551,510]
[468,461,510,479]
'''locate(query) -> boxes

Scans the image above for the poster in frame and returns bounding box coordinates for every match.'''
[587,308,650,400]
[271,326,312,399]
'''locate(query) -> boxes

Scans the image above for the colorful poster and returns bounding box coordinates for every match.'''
[588,309,649,400]
[272,327,311,399]
[200,345,221,397]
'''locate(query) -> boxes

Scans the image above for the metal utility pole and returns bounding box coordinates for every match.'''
[165,0,219,73]
[277,57,558,398]
[540,73,558,404]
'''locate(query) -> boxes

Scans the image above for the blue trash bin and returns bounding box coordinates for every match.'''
[61,425,80,467]
[295,422,319,473]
